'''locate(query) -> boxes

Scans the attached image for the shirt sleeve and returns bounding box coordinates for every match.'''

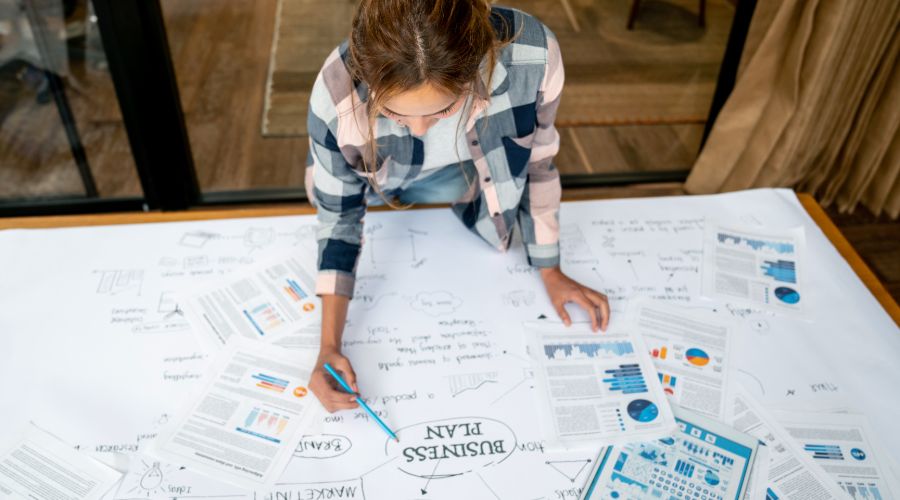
[518,25,563,268]
[306,71,367,298]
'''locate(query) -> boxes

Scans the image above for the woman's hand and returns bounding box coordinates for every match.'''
[540,266,610,332]
[309,347,360,413]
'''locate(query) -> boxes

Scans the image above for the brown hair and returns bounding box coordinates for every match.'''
[347,0,509,207]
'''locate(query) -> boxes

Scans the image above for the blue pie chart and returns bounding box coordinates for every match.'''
[627,399,659,422]
[774,286,800,304]
[705,470,720,486]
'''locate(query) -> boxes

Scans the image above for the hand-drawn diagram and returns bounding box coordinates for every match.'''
[366,235,417,269]
[446,372,499,398]
[95,269,144,296]
[131,291,190,334]
[244,227,276,250]
[262,479,365,500]
[409,291,462,316]
[294,434,353,459]
[545,458,592,483]
[501,290,535,308]
[114,457,247,500]
[115,459,182,499]
[385,417,517,479]
[179,231,218,248]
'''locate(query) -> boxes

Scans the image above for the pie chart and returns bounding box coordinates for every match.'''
[627,399,659,422]
[685,348,710,366]
[704,470,720,486]
[775,286,801,304]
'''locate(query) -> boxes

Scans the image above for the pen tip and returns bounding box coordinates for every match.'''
[393,436,400,442]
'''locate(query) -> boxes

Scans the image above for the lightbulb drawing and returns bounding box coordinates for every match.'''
[140,462,164,490]
[120,459,172,498]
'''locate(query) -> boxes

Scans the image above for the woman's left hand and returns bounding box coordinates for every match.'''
[539,266,610,332]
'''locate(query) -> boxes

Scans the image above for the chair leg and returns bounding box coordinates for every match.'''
[627,0,641,30]
[698,0,707,27]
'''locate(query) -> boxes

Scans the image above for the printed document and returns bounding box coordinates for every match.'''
[581,405,758,500]
[634,301,734,420]
[773,410,898,500]
[702,221,806,313]
[0,423,121,499]
[526,321,676,448]
[150,337,320,489]
[181,253,320,349]
[730,387,849,500]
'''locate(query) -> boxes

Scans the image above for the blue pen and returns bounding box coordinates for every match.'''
[323,363,399,442]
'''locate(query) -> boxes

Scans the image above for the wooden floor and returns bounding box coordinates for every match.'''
[1,0,724,199]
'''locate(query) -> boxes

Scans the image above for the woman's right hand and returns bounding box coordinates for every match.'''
[309,347,361,413]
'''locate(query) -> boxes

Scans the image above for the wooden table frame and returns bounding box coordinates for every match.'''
[1,193,897,326]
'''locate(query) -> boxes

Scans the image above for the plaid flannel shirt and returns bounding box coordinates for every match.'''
[305,7,563,297]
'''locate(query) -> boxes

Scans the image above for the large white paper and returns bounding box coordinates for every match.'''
[702,221,806,314]
[526,321,676,447]
[581,406,758,500]
[2,189,899,500]
[149,337,320,489]
[180,253,320,350]
[0,423,121,499]
[634,300,734,420]
[730,387,849,500]
[773,410,899,500]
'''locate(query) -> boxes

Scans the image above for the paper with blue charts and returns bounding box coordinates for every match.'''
[0,189,898,500]
[580,405,758,500]
[526,320,677,449]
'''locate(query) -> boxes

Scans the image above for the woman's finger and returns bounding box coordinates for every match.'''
[330,357,359,393]
[552,298,572,326]
[571,292,600,332]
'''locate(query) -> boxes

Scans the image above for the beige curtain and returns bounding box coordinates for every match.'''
[685,0,900,219]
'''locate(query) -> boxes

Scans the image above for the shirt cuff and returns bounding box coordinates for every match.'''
[526,241,560,268]
[315,269,356,298]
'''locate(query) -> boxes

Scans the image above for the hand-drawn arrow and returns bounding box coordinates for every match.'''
[420,458,443,494]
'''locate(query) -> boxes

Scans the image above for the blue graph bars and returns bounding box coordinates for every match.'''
[674,459,695,478]
[761,259,797,283]
[804,444,844,460]
[602,364,647,394]
[543,341,635,360]
[718,232,795,254]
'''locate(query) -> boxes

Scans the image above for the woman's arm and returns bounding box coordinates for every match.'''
[306,64,368,411]
[522,26,610,331]
[308,294,360,412]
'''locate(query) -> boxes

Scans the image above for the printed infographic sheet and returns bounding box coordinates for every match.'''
[180,254,320,349]
[0,423,121,500]
[773,410,899,500]
[581,406,758,500]
[702,222,806,314]
[150,337,320,489]
[527,321,676,448]
[634,301,734,420]
[730,387,849,500]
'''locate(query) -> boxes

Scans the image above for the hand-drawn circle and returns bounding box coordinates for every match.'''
[294,434,352,459]
[626,399,659,422]
[384,416,517,479]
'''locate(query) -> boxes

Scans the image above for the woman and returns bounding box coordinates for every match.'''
[305,0,610,412]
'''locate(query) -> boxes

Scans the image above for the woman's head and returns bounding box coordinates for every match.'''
[348,0,499,136]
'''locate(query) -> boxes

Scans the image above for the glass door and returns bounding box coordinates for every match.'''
[0,0,143,213]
